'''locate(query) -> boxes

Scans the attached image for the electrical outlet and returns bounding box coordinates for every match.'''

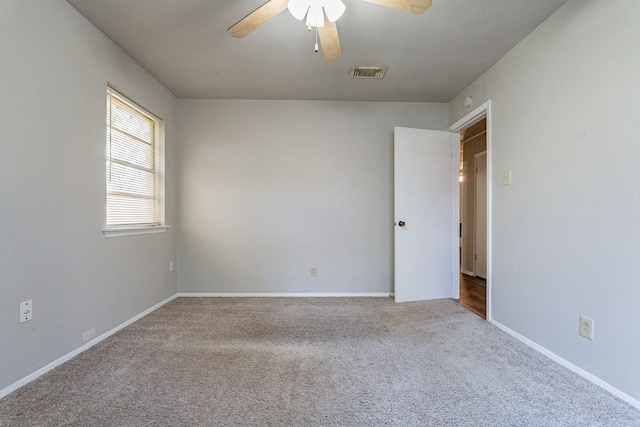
[579,315,594,340]
[169,261,174,272]
[20,300,32,323]
[83,328,96,343]
[310,267,318,277]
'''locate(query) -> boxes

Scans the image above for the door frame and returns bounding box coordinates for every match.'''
[449,100,492,321]
[473,150,487,279]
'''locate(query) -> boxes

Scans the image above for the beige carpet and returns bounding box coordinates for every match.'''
[0,297,638,426]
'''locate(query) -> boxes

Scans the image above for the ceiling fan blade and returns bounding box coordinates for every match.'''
[227,0,289,38]
[317,13,342,61]
[361,0,432,15]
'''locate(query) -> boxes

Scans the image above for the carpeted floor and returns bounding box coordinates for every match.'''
[0,297,638,426]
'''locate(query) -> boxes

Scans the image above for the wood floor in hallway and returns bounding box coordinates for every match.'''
[460,273,486,318]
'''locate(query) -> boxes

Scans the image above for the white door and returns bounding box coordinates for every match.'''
[394,127,459,303]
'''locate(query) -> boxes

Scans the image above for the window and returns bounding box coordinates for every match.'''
[104,88,167,237]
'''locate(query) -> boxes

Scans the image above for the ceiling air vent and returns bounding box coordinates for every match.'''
[349,66,388,79]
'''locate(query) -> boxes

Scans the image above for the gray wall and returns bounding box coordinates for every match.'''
[0,1,178,391]
[177,100,447,294]
[4,0,637,408]
[449,0,640,402]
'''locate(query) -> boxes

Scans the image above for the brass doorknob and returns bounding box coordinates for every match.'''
[398,221,406,227]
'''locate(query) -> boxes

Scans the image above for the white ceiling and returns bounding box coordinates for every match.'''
[66,0,568,102]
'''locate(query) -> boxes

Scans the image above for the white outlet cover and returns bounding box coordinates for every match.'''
[579,315,594,340]
[20,300,32,323]
[83,328,96,343]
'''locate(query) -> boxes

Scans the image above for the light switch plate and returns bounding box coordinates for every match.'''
[503,170,512,186]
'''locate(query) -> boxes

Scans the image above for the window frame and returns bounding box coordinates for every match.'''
[102,87,169,238]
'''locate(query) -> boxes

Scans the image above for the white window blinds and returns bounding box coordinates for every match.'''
[106,89,160,227]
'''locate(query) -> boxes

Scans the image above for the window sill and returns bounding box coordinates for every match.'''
[103,225,170,238]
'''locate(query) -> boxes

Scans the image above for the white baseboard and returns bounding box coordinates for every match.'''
[17,293,633,412]
[491,319,640,410]
[0,294,178,401]
[177,292,393,298]
[2,290,393,397]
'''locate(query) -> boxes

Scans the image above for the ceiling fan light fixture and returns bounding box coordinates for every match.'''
[287,0,309,20]
[306,3,325,27]
[322,0,346,22]
[287,0,345,27]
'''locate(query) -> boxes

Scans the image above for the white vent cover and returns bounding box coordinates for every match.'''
[349,66,388,79]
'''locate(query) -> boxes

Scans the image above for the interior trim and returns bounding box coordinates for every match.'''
[177,293,394,298]
[0,294,178,400]
[491,319,640,410]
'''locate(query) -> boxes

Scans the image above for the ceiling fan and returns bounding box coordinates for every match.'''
[227,0,432,61]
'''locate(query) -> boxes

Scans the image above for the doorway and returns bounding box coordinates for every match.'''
[449,101,491,320]
[459,118,487,317]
